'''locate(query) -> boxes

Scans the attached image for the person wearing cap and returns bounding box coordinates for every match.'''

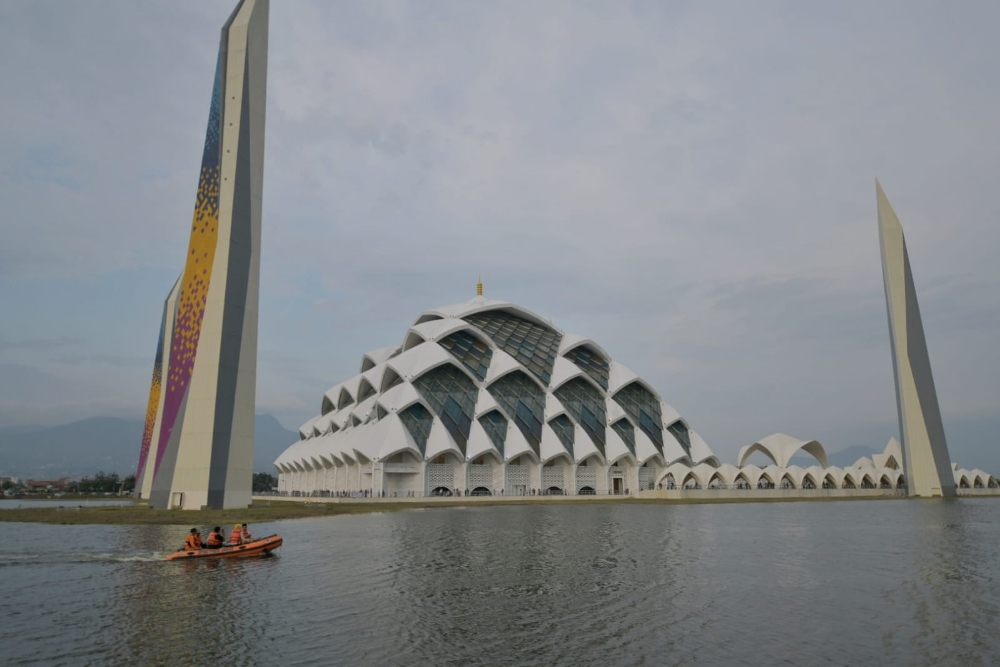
[184,528,203,551]
[206,526,225,549]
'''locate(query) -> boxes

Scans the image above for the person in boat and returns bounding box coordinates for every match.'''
[184,528,203,550]
[229,523,244,546]
[241,523,252,542]
[206,526,225,549]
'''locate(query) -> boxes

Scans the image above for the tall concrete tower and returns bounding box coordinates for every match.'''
[146,0,269,510]
[877,180,955,498]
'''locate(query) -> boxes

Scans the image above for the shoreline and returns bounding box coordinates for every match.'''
[1,492,978,526]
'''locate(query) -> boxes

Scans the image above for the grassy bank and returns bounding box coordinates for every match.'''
[0,500,423,525]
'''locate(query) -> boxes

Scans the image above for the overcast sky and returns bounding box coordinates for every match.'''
[1,0,998,471]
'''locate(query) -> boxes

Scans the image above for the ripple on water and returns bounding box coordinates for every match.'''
[1,501,1000,666]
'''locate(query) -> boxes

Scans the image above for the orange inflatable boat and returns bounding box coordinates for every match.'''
[166,534,283,561]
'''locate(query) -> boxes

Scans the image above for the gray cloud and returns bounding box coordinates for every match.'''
[2,0,999,471]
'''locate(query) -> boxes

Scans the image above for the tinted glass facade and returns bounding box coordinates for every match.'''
[486,370,545,456]
[549,414,575,457]
[666,421,692,457]
[553,378,606,456]
[564,345,609,390]
[412,364,478,455]
[437,329,493,381]
[399,403,433,455]
[465,311,562,385]
[611,418,636,455]
[612,382,664,454]
[478,410,508,457]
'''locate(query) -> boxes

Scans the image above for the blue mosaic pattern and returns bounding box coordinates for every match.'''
[464,311,562,386]
[438,329,493,381]
[553,378,606,456]
[486,371,545,456]
[564,345,609,390]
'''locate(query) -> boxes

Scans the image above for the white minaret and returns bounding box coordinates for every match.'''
[147,0,268,509]
[877,180,955,497]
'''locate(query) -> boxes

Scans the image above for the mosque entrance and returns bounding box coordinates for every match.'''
[612,477,623,494]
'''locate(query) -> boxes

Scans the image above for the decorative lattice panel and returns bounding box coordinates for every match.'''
[542,465,564,490]
[638,466,657,490]
[505,464,530,494]
[426,463,454,492]
[467,463,493,490]
[576,466,597,492]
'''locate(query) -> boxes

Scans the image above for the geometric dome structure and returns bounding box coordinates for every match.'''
[275,291,716,497]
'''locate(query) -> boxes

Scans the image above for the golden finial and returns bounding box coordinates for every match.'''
[476,275,483,297]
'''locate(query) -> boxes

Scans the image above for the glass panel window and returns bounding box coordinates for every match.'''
[553,378,606,457]
[611,419,636,455]
[478,410,508,456]
[548,414,575,457]
[612,382,664,455]
[399,403,433,455]
[486,370,545,456]
[464,311,562,386]
[666,420,692,457]
[437,329,493,381]
[564,345,610,390]
[412,364,478,455]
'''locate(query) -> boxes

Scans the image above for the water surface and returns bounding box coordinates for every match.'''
[1,499,998,666]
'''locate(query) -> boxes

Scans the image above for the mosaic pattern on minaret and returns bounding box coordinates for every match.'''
[155,55,223,476]
[136,308,166,482]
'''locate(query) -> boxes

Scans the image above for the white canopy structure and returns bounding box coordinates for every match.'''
[737,433,829,468]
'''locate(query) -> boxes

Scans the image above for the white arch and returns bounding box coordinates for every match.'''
[737,433,829,468]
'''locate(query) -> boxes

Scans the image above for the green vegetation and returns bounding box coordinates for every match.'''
[72,471,135,494]
[252,471,277,493]
[0,500,426,525]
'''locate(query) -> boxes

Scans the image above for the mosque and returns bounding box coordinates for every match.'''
[273,283,998,499]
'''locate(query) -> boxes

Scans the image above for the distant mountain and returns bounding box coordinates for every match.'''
[0,414,297,479]
[253,414,298,472]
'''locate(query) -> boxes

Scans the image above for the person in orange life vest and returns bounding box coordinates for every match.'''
[206,526,225,549]
[229,524,243,545]
[184,528,203,550]
[241,523,252,542]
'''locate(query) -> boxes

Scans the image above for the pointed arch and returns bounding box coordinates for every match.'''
[841,472,857,489]
[733,472,752,489]
[357,378,377,403]
[403,331,426,351]
[801,473,817,489]
[682,471,701,489]
[707,472,727,489]
[822,473,837,489]
[321,395,335,416]
[337,387,355,411]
